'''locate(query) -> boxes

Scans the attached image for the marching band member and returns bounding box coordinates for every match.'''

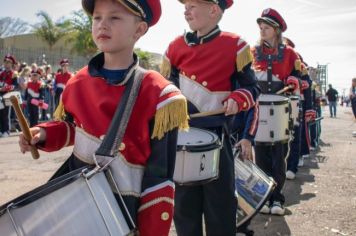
[0,54,18,138]
[161,0,260,234]
[53,58,72,109]
[299,60,315,165]
[350,78,356,119]
[283,37,314,178]
[25,68,44,127]
[18,0,189,235]
[251,8,303,215]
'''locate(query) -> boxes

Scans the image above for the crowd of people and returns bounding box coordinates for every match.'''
[0,55,73,135]
[1,0,355,235]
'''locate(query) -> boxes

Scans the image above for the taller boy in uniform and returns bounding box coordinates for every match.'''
[161,0,260,235]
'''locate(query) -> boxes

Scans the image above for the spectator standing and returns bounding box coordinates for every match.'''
[350,78,356,119]
[326,84,338,117]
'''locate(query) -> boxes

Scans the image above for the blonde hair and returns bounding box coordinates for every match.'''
[19,66,31,78]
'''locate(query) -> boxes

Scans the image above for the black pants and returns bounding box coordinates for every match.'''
[287,125,301,173]
[255,142,289,204]
[174,135,237,236]
[352,98,356,118]
[28,104,39,127]
[0,106,10,133]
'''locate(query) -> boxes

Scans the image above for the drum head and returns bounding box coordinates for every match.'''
[177,127,218,147]
[289,95,300,101]
[259,94,289,105]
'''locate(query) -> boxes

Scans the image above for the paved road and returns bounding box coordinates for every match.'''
[0,106,355,235]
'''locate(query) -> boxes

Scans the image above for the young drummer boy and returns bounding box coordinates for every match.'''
[161,0,260,235]
[19,0,188,235]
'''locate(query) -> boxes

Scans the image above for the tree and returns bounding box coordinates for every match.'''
[32,11,70,51]
[135,48,152,69]
[65,10,97,58]
[0,17,31,37]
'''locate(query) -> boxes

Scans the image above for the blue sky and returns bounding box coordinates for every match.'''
[1,0,355,93]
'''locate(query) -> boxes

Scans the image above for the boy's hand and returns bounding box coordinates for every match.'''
[19,127,46,154]
[223,98,239,115]
[236,139,252,161]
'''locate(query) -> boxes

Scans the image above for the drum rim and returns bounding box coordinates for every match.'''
[0,166,90,214]
[177,127,220,151]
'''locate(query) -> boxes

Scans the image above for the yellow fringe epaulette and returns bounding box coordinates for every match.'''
[53,100,66,121]
[152,98,189,140]
[12,71,19,79]
[236,45,253,72]
[295,59,302,72]
[311,81,317,90]
[160,56,172,78]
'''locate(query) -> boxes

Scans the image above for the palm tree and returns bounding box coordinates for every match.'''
[65,10,97,58]
[32,11,70,51]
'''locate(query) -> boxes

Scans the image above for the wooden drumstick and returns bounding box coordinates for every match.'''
[9,95,40,159]
[276,85,294,95]
[190,108,226,118]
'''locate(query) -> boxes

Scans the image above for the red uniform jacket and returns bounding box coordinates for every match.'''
[162,27,259,115]
[37,53,189,236]
[54,71,72,92]
[0,69,17,95]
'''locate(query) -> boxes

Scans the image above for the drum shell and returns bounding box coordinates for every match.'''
[235,158,275,227]
[255,94,290,144]
[3,91,22,106]
[0,168,131,236]
[289,96,300,126]
[173,127,220,185]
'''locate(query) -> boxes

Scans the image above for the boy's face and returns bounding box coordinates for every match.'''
[92,0,147,54]
[31,73,40,81]
[4,60,12,70]
[184,0,216,32]
[259,22,277,42]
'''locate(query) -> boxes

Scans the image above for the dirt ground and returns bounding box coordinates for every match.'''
[0,105,355,236]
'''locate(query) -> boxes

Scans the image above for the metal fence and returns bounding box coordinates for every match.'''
[0,47,89,72]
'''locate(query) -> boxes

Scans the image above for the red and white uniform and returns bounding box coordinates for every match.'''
[26,80,43,100]
[54,71,72,91]
[162,28,259,115]
[0,70,17,94]
[37,53,188,236]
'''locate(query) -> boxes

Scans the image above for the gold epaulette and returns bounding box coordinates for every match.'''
[236,45,253,72]
[151,98,189,140]
[160,56,171,78]
[295,59,302,72]
[53,100,66,121]
[12,71,18,79]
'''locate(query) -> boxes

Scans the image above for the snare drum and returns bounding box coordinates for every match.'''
[173,127,221,185]
[3,91,22,106]
[255,94,290,144]
[235,157,275,227]
[289,95,301,127]
[0,167,134,236]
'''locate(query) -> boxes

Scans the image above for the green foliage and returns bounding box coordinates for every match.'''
[134,48,152,69]
[65,10,97,58]
[32,11,70,50]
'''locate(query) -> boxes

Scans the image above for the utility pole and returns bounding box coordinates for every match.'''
[317,64,328,95]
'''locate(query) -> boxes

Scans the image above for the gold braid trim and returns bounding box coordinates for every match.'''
[53,100,66,121]
[152,98,189,140]
[236,46,253,72]
[160,57,172,78]
[295,59,302,72]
